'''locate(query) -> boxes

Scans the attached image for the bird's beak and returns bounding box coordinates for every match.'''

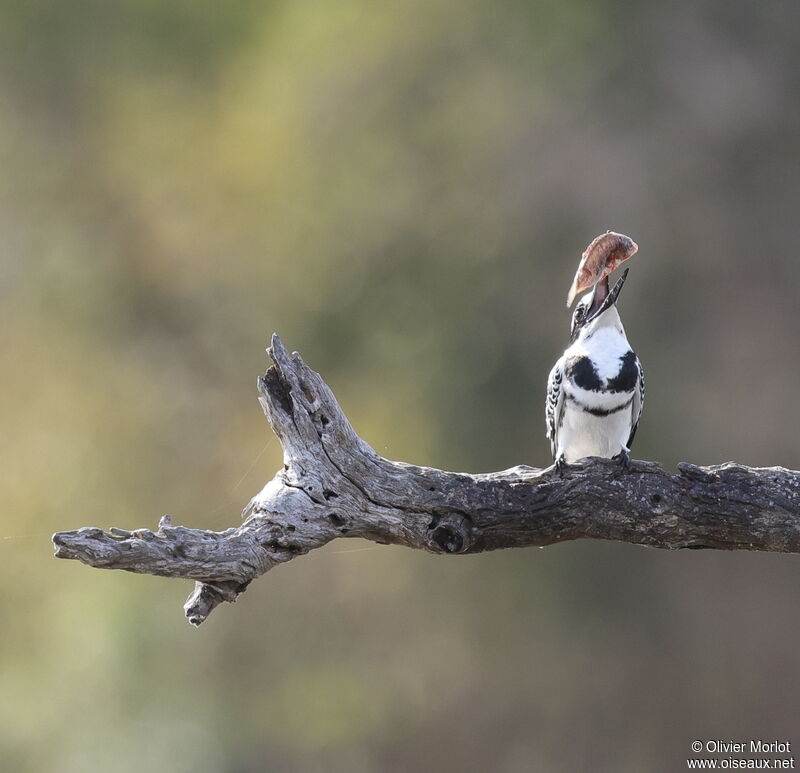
[586,268,629,323]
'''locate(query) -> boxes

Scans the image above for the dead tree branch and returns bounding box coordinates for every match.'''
[53,335,800,625]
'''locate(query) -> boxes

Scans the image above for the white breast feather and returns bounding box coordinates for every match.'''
[550,317,639,463]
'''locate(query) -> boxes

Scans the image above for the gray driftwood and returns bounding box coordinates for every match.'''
[53,335,800,625]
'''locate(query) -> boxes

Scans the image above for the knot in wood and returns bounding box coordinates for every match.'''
[427,513,472,554]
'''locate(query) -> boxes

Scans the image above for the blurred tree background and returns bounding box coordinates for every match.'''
[1,1,799,771]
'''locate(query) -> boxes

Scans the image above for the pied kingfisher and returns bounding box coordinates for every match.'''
[546,268,644,473]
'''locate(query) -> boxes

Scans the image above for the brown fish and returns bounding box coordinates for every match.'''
[566,231,638,307]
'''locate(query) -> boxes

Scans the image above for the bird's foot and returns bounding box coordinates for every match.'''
[613,448,631,471]
[554,455,568,478]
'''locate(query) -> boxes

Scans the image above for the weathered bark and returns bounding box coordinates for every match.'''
[53,335,800,625]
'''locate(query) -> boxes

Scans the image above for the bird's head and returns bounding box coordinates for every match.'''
[569,268,629,343]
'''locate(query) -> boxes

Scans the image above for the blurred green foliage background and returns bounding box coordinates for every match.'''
[1,1,799,771]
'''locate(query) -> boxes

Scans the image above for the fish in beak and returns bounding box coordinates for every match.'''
[567,231,638,307]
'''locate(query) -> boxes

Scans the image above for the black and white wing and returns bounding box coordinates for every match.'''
[545,358,566,460]
[627,357,645,450]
